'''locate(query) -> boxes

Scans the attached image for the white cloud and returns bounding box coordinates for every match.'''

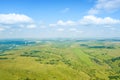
[69,28,84,33]
[26,24,36,29]
[49,20,75,27]
[49,15,120,27]
[88,0,120,14]
[79,15,120,25]
[0,13,37,30]
[61,8,70,13]
[0,13,33,24]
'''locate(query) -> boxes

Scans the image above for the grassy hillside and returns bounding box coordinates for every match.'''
[0,39,120,80]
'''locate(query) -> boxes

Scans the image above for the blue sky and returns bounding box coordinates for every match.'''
[0,0,120,39]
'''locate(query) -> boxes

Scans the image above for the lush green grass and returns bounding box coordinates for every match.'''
[0,40,120,80]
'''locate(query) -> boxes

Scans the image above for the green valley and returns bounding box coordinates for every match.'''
[0,39,120,80]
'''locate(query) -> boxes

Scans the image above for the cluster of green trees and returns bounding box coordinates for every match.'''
[80,44,115,49]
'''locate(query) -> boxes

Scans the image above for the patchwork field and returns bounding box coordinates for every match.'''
[0,39,120,80]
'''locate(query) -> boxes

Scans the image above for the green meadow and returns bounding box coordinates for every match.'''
[0,39,120,80]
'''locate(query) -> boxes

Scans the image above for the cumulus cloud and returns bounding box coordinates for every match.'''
[0,13,36,31]
[26,24,36,29]
[79,15,120,25]
[49,20,75,27]
[88,0,120,14]
[0,13,33,24]
[69,28,84,33]
[49,15,120,27]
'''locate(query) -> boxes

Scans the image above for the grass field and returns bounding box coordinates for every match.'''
[0,39,120,80]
